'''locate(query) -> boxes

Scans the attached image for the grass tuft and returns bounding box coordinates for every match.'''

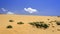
[6,25,12,29]
[29,21,49,29]
[17,22,24,25]
[9,20,14,22]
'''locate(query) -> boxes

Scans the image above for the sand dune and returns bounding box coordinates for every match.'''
[0,14,60,34]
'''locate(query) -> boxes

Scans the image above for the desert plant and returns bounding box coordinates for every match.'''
[6,25,12,28]
[43,24,49,29]
[35,23,43,28]
[29,21,49,29]
[9,20,14,22]
[17,22,24,24]
[29,23,35,25]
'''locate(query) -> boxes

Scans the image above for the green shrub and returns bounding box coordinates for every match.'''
[9,20,14,22]
[35,23,43,28]
[29,21,49,29]
[17,22,24,24]
[6,25,12,28]
[43,24,49,29]
[29,23,35,25]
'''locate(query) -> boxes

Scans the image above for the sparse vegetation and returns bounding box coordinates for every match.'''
[6,25,12,29]
[43,24,49,29]
[29,21,49,29]
[17,22,24,25]
[9,20,14,22]
[29,23,35,25]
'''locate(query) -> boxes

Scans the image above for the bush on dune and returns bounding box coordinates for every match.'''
[29,21,49,29]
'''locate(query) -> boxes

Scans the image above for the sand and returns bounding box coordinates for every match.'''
[0,14,60,34]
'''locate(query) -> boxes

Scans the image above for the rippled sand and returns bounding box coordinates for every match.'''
[0,14,60,34]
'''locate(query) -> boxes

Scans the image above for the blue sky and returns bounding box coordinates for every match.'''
[0,0,60,16]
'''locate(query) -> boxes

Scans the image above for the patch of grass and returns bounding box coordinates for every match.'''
[35,23,43,28]
[17,22,24,25]
[29,21,49,29]
[6,25,12,29]
[9,20,14,22]
[29,23,35,25]
[29,22,43,28]
[43,24,49,29]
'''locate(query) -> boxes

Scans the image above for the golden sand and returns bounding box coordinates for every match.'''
[0,14,60,34]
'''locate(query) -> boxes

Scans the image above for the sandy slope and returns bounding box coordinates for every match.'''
[0,14,60,34]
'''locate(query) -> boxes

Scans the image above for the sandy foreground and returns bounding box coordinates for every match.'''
[0,14,60,34]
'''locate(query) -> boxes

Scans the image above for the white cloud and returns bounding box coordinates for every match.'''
[0,8,14,14]
[24,7,38,13]
[1,8,7,12]
[7,12,14,14]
